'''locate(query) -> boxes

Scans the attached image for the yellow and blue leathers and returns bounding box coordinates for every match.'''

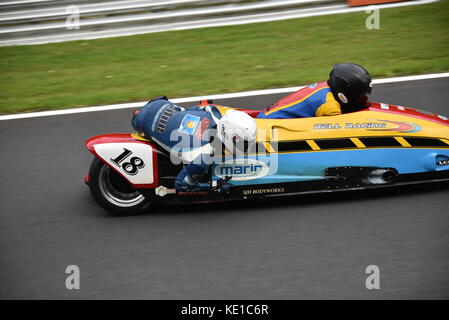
[258,81,342,119]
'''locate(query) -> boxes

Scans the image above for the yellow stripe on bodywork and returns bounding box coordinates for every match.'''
[265,87,329,115]
[395,137,411,147]
[440,139,449,146]
[211,105,232,115]
[306,140,320,150]
[131,132,151,141]
[350,138,365,148]
[263,142,275,153]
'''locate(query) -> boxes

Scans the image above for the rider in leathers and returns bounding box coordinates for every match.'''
[258,63,372,119]
[132,97,257,192]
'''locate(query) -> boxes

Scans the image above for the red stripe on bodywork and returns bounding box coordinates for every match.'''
[367,102,449,127]
[85,133,159,189]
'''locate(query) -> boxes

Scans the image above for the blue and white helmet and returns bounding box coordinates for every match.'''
[216,109,257,153]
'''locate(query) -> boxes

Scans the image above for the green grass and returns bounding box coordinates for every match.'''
[1,0,449,114]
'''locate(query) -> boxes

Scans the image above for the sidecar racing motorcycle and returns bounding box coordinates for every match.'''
[84,101,449,215]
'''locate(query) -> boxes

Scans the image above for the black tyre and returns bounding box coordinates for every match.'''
[88,157,151,215]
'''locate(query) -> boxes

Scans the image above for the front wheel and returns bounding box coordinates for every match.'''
[88,157,151,215]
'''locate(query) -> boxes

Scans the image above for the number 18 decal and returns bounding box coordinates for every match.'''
[111,148,145,176]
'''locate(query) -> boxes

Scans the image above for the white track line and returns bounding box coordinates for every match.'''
[1,72,448,121]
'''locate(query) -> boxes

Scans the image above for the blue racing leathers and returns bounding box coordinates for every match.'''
[132,97,223,191]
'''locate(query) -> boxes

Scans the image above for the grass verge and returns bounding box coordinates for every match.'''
[1,0,448,114]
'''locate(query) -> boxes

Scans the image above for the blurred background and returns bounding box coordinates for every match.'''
[0,0,448,114]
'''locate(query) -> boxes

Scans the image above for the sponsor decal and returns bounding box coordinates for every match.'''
[178,114,200,135]
[242,187,285,196]
[314,123,342,129]
[194,118,211,140]
[437,159,449,166]
[214,158,269,181]
[345,122,387,129]
[337,92,348,104]
[308,83,318,88]
[367,119,421,133]
[313,120,421,133]
[314,122,386,130]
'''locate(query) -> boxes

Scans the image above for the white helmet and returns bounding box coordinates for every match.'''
[216,109,257,154]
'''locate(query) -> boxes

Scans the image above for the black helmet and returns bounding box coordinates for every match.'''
[328,63,372,113]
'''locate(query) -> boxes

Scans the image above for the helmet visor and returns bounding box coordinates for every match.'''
[352,86,372,106]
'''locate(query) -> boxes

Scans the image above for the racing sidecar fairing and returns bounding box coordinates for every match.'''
[85,102,449,214]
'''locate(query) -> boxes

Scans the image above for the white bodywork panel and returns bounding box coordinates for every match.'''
[94,142,155,185]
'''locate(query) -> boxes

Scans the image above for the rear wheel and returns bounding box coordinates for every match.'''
[88,157,151,215]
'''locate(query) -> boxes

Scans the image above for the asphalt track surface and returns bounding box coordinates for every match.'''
[1,77,448,299]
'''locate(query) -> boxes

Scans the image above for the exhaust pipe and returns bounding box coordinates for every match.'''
[365,168,398,185]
